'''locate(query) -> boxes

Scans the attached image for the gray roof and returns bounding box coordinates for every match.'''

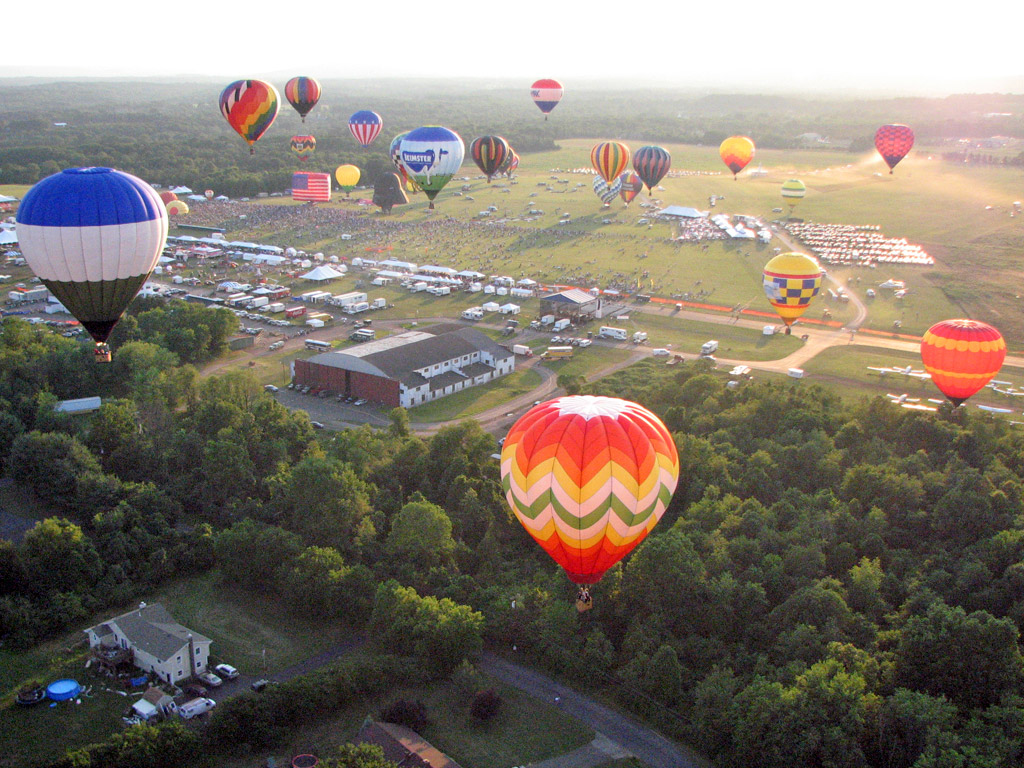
[429,370,468,392]
[307,327,511,384]
[86,603,209,662]
[541,289,596,305]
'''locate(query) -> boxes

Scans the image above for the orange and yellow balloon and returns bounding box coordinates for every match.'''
[591,142,631,184]
[921,319,1006,406]
[500,395,679,585]
[762,252,823,327]
[720,135,755,179]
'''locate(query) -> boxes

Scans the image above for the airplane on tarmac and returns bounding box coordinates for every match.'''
[867,365,931,380]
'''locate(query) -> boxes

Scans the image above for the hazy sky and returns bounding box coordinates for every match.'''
[6,1,1021,94]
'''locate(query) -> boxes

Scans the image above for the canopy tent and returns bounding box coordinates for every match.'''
[0,229,18,245]
[300,265,345,281]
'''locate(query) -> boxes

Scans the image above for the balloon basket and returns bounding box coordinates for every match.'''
[575,599,593,613]
[94,344,112,363]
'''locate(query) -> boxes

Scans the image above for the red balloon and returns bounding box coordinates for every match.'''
[875,124,914,174]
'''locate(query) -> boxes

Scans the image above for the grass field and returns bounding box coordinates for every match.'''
[217,660,594,768]
[4,136,1023,409]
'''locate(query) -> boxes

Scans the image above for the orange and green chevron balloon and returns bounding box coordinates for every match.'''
[921,319,1006,406]
[719,135,755,178]
[219,79,280,154]
[500,396,679,585]
[762,251,823,326]
[591,141,631,184]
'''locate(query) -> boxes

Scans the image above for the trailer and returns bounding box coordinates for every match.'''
[512,344,533,357]
[344,301,370,314]
[371,297,387,309]
[701,340,719,356]
[598,326,627,340]
[540,314,555,326]
[553,318,571,332]
[542,346,574,359]
[284,306,306,318]
[247,296,269,309]
[332,291,367,307]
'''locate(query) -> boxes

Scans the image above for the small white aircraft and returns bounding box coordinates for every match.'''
[977,405,1014,414]
[902,402,938,412]
[867,365,930,380]
[886,393,920,404]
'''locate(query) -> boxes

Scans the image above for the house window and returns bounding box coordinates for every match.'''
[196,661,202,669]
[177,655,181,663]
[177,669,184,678]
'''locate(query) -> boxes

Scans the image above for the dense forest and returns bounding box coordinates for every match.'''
[2,294,1024,767]
[2,80,1024,197]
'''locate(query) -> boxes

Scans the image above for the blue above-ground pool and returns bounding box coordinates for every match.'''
[46,679,82,701]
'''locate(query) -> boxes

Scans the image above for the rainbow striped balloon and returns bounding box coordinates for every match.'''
[219,79,280,154]
[501,396,679,585]
[591,141,631,184]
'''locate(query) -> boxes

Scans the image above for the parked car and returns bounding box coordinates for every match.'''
[214,663,239,680]
[251,679,271,692]
[311,421,326,430]
[183,683,207,698]
[197,671,223,687]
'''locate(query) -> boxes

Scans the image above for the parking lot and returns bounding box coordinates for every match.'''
[273,387,390,431]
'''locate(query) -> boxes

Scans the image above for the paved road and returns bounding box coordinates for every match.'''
[481,653,711,768]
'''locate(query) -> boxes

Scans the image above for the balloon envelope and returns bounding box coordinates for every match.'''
[219,79,279,152]
[720,136,755,178]
[593,175,622,205]
[921,319,1006,406]
[633,145,671,193]
[591,142,630,184]
[349,110,383,148]
[284,76,321,121]
[290,135,316,162]
[335,164,361,192]
[501,395,679,585]
[397,126,465,208]
[619,172,643,205]
[16,167,168,344]
[781,179,806,211]
[762,252,823,326]
[166,200,189,216]
[531,78,563,116]
[875,124,914,173]
[470,136,511,181]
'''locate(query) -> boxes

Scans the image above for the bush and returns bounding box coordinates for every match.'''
[470,688,503,721]
[379,698,429,732]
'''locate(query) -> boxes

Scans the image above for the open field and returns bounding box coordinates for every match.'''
[218,663,594,768]
[5,137,1023,410]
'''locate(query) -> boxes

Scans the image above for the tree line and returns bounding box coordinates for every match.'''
[2,307,1024,766]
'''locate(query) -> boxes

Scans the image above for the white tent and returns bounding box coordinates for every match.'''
[186,195,206,202]
[300,265,345,281]
[0,230,17,245]
[170,186,193,195]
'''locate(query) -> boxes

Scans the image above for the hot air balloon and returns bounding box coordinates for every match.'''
[284,76,321,122]
[781,179,806,215]
[389,132,419,193]
[921,319,1006,406]
[335,164,361,195]
[373,172,408,215]
[290,135,316,162]
[15,168,168,362]
[591,142,630,184]
[875,124,914,174]
[507,152,520,178]
[470,136,511,182]
[762,252,823,333]
[165,200,189,216]
[397,126,465,210]
[219,79,279,154]
[204,189,214,200]
[633,145,671,195]
[720,136,755,179]
[619,172,643,205]
[501,395,679,594]
[158,191,178,205]
[593,175,622,206]
[531,78,563,119]
[349,110,383,148]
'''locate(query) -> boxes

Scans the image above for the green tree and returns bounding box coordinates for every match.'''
[214,519,302,588]
[385,495,456,571]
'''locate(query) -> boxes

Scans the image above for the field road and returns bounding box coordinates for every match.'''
[481,653,711,768]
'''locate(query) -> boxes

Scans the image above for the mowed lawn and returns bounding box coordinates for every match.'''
[216,660,595,768]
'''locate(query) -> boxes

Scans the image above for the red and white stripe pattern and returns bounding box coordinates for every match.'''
[291,172,331,202]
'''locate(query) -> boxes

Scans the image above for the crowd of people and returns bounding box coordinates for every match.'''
[668,216,730,243]
[784,221,934,267]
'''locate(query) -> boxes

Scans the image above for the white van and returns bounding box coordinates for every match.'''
[652,348,670,357]
[179,697,216,719]
[788,368,805,379]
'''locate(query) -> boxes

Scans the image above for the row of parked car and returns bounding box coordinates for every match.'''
[551,336,593,347]
[286,381,368,406]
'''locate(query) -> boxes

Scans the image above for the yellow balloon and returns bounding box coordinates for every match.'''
[334,164,361,191]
